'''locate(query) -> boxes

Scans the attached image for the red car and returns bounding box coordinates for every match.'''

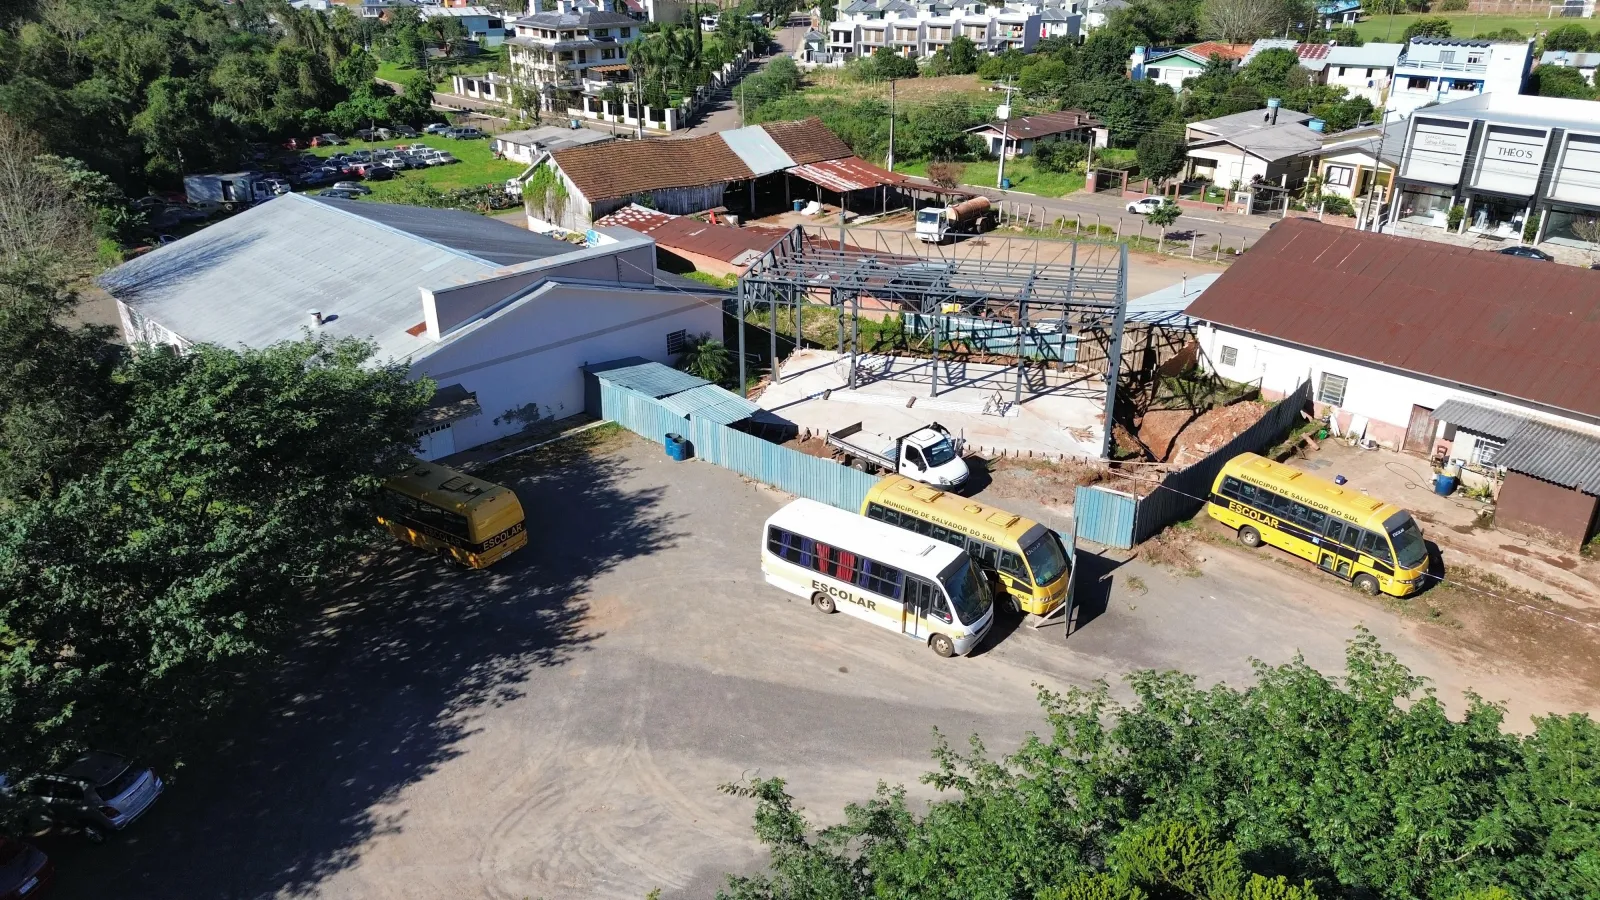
[0,837,52,899]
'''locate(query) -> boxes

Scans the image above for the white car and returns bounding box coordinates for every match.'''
[1126,197,1166,215]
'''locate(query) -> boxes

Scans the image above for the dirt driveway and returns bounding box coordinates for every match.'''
[49,430,1600,900]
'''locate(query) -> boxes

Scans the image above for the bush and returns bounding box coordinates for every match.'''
[1316,194,1355,217]
[1402,16,1452,40]
[1524,210,1543,243]
[1032,140,1085,174]
[926,160,967,188]
[1437,0,1467,10]
[1543,23,1594,52]
[1330,27,1363,46]
[1446,203,1465,230]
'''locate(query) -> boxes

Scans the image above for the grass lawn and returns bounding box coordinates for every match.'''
[305,136,526,204]
[1351,13,1564,41]
[896,157,1086,197]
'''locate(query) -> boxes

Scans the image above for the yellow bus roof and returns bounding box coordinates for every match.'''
[1219,452,1403,528]
[864,475,1040,545]
[385,461,520,518]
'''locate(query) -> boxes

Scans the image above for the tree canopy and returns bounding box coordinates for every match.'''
[717,632,1600,900]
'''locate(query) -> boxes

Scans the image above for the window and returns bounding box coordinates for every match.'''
[998,550,1027,581]
[1146,67,1161,80]
[601,48,615,59]
[1337,66,1347,76]
[1317,372,1349,407]
[1472,434,1505,466]
[489,17,503,28]
[1360,529,1393,564]
[593,27,609,36]
[856,557,903,599]
[1324,165,1354,187]
[620,26,631,36]
[380,489,471,541]
[1439,50,1456,63]
[1366,68,1376,77]
[1219,345,1238,367]
[1407,76,1432,90]
[666,329,688,354]
[1467,52,1483,64]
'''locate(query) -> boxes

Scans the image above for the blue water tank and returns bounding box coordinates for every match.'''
[664,432,692,462]
[1433,472,1457,496]
[1309,118,1326,132]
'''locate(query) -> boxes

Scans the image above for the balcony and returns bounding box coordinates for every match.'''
[1395,54,1488,74]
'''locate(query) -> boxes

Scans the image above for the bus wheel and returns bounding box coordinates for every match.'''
[1353,573,1380,596]
[1238,525,1262,548]
[929,633,955,658]
[812,591,836,614]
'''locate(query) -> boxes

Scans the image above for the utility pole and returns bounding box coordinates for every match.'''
[740,81,745,127]
[995,78,1016,190]
[886,79,896,172]
[630,67,644,140]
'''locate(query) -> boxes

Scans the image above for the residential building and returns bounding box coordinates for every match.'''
[967,109,1106,158]
[99,194,725,460]
[491,125,612,165]
[528,0,683,22]
[1298,120,1403,226]
[1321,42,1402,108]
[1130,42,1252,91]
[361,0,416,18]
[506,1,639,113]
[825,0,1042,63]
[1386,93,1600,250]
[1183,105,1322,190]
[1317,0,1361,28]
[1038,6,1081,41]
[1539,49,1600,86]
[1241,38,1333,75]
[1388,37,1534,120]
[1188,218,1600,550]
[419,5,507,46]
[1083,0,1125,32]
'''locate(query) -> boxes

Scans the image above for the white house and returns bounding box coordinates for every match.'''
[1388,37,1534,120]
[99,194,725,460]
[1539,49,1600,86]
[491,124,612,164]
[1189,217,1600,550]
[506,1,640,113]
[1184,105,1323,190]
[824,0,1042,63]
[419,5,507,46]
[1320,42,1402,108]
[1130,42,1250,91]
[966,109,1106,158]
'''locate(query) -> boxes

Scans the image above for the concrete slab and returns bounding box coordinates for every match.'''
[759,348,1107,460]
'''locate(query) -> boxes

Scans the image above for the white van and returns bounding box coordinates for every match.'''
[760,499,994,657]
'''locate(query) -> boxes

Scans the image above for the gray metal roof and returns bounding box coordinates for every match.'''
[657,383,761,424]
[1540,50,1600,68]
[1124,272,1219,326]
[1325,42,1403,68]
[513,9,636,26]
[721,124,798,176]
[1432,399,1528,440]
[494,125,613,151]
[1496,420,1600,494]
[101,193,511,363]
[586,358,709,398]
[313,197,571,266]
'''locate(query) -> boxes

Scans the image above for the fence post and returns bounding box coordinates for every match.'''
[1116,217,1121,242]
[1190,234,1196,258]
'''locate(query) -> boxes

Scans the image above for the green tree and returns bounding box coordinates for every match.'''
[1401,16,1452,41]
[676,333,732,383]
[1534,64,1595,98]
[1330,26,1362,45]
[1543,23,1594,52]
[1136,129,1187,182]
[868,46,918,80]
[946,35,980,74]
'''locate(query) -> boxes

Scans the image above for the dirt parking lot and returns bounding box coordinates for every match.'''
[49,430,1600,900]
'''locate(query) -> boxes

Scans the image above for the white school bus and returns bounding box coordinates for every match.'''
[760,498,995,657]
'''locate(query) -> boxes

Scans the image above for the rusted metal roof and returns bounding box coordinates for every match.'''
[970,109,1103,140]
[759,118,853,165]
[595,204,787,265]
[788,156,908,193]
[552,133,754,201]
[1186,218,1600,421]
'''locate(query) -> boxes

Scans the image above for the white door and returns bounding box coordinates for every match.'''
[416,426,455,461]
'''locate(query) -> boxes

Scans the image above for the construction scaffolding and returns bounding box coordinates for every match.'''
[736,226,1130,459]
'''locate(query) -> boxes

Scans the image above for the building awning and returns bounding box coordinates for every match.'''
[588,63,630,73]
[787,156,908,193]
[1435,399,1600,493]
[1433,400,1527,440]
[415,383,482,430]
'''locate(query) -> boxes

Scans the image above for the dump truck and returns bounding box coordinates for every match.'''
[915,196,992,243]
[826,422,969,487]
[183,172,289,213]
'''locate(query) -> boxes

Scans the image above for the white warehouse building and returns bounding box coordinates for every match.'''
[100,194,725,460]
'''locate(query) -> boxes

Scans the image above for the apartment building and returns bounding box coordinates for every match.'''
[506,1,639,113]
[826,0,1043,62]
[1388,37,1534,120]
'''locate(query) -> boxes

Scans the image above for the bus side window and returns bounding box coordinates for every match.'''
[1301,506,1326,533]
[969,540,999,568]
[866,503,887,522]
[1234,479,1257,504]
[998,550,1027,581]
[857,558,903,599]
[1361,530,1393,564]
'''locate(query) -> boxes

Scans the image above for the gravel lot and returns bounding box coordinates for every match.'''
[49,429,1597,900]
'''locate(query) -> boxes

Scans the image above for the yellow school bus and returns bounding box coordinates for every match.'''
[1207,453,1429,597]
[378,462,527,568]
[861,476,1071,616]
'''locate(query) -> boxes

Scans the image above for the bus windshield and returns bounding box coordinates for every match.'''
[924,438,958,466]
[1385,512,1428,570]
[1022,529,1068,587]
[944,557,992,624]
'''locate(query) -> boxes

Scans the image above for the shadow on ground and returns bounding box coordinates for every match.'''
[47,435,679,899]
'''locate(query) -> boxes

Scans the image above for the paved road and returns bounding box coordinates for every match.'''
[45,431,1590,900]
[679,26,808,137]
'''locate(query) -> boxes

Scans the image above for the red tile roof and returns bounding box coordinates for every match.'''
[1186,219,1600,419]
[1297,42,1333,59]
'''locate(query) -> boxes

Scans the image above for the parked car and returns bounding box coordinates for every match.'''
[425,152,459,166]
[446,127,486,140]
[350,149,374,162]
[355,127,393,141]
[354,163,394,180]
[1497,245,1553,261]
[332,181,372,195]
[316,133,346,145]
[423,122,452,134]
[0,752,163,843]
[1126,197,1166,215]
[390,124,420,138]
[0,837,52,899]
[320,188,364,200]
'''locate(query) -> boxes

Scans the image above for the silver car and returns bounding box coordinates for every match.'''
[3,752,163,843]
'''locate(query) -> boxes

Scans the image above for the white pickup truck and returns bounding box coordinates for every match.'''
[826,422,969,488]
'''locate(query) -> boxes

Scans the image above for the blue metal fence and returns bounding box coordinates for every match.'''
[1073,485,1139,549]
[597,379,878,512]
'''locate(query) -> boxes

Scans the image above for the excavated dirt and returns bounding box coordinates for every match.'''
[1136,402,1269,463]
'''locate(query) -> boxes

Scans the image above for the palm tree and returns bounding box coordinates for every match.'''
[676,333,732,384]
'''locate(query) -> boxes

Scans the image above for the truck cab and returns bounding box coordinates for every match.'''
[896,427,968,487]
[915,207,948,243]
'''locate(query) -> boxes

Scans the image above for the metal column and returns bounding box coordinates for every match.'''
[1099,243,1130,459]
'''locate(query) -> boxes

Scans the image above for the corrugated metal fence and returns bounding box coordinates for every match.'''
[598,380,880,511]
[1072,381,1312,549]
[1131,380,1313,543]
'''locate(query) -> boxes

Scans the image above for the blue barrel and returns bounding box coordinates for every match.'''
[1433,472,1457,496]
[793,199,804,211]
[664,432,691,462]
[1001,177,1012,190]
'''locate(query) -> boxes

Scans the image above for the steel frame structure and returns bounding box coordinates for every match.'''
[736,226,1130,458]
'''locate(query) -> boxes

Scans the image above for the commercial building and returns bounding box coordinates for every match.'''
[1129,42,1250,91]
[967,109,1106,159]
[505,1,640,113]
[1386,93,1600,251]
[1183,105,1323,191]
[1387,37,1534,121]
[100,194,725,460]
[1188,218,1600,550]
